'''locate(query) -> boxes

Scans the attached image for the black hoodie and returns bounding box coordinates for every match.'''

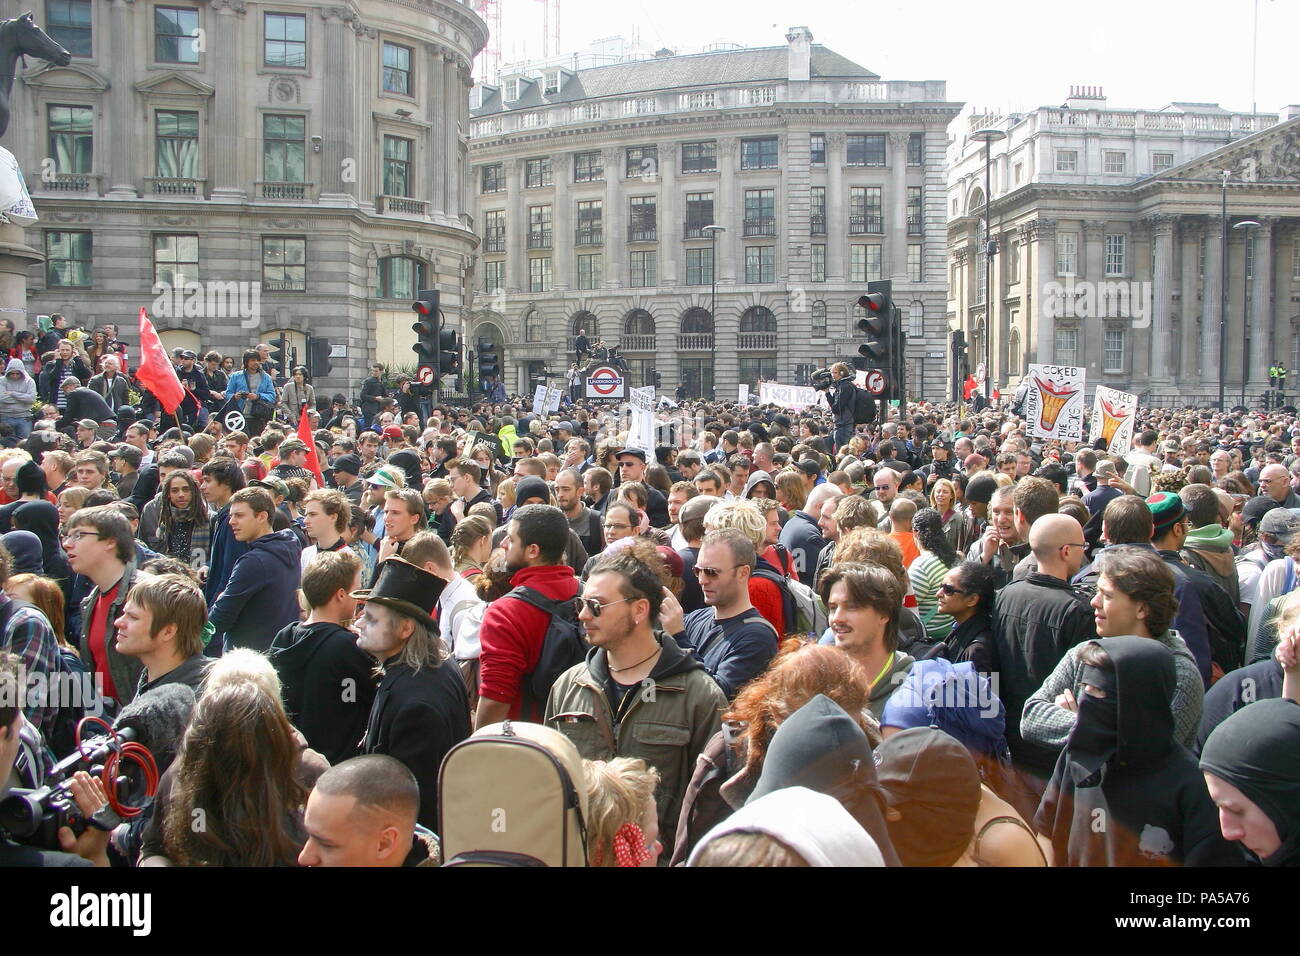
[747,694,901,867]
[270,620,379,765]
[1034,637,1244,867]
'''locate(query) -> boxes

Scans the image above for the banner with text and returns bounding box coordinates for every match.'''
[758,381,820,411]
[1023,364,1086,442]
[1088,385,1138,453]
[626,386,656,453]
[531,384,561,416]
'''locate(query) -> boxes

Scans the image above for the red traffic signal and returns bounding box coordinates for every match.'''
[857,293,886,313]
[411,288,440,318]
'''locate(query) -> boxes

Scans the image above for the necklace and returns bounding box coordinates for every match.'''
[609,645,662,673]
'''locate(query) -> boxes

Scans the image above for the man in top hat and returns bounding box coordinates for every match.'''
[353,557,471,831]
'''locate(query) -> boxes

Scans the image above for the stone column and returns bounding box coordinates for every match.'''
[1177,218,1200,380]
[209,0,245,200]
[1200,216,1224,389]
[602,147,623,288]
[426,45,447,220]
[716,138,739,285]
[1026,218,1056,364]
[551,154,572,291]
[319,7,356,203]
[354,26,377,210]
[1149,214,1175,384]
[887,133,909,280]
[507,159,526,292]
[105,0,137,197]
[826,133,846,282]
[1249,218,1275,390]
[1082,219,1106,374]
[658,143,678,287]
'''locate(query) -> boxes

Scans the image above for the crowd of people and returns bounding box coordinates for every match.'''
[0,322,1297,870]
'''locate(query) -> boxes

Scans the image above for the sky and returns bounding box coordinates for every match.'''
[483,0,1297,129]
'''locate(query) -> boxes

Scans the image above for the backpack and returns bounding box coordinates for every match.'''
[507,585,587,709]
[439,719,589,866]
[769,545,828,639]
[852,386,877,424]
[750,556,797,638]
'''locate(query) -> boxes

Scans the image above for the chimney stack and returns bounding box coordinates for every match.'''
[786,26,812,83]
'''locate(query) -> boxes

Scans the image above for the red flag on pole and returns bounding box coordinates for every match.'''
[298,403,325,488]
[962,374,978,401]
[135,308,184,414]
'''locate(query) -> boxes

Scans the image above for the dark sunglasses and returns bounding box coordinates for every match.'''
[573,596,632,618]
[938,583,969,596]
[694,565,739,579]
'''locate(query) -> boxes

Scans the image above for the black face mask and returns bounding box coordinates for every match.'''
[1067,663,1120,784]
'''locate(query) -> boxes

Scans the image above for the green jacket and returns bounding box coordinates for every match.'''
[545,632,726,854]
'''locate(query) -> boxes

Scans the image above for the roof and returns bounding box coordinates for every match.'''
[473,44,877,116]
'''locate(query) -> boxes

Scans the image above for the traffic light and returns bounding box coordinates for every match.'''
[477,337,499,383]
[438,329,461,377]
[308,336,332,377]
[651,369,663,389]
[412,289,440,383]
[856,292,893,366]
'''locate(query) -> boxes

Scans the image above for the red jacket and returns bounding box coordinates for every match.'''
[477,564,580,720]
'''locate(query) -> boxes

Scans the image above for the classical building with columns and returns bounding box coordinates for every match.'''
[948,88,1300,406]
[10,0,485,394]
[466,28,961,400]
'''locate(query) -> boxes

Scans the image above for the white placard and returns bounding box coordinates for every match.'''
[626,386,656,453]
[758,381,820,411]
[531,384,561,415]
[738,384,749,403]
[1023,364,1086,442]
[1089,385,1138,452]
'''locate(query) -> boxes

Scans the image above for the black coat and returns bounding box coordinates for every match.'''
[829,377,856,426]
[362,656,470,831]
[57,387,115,431]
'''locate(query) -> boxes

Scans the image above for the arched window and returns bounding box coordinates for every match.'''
[739,306,776,334]
[523,308,543,343]
[374,256,427,300]
[966,187,985,216]
[624,309,654,337]
[571,311,598,341]
[909,300,925,338]
[1007,327,1021,377]
[680,308,713,335]
[811,300,827,338]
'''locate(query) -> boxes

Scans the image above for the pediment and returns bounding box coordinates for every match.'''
[134,72,215,98]
[1154,116,1300,185]
[20,63,110,93]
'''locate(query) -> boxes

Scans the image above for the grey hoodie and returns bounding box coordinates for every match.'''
[0,358,36,417]
[742,468,775,499]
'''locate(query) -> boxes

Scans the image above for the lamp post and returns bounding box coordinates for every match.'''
[1218,170,1230,411]
[1234,218,1261,408]
[972,128,1006,406]
[703,224,725,401]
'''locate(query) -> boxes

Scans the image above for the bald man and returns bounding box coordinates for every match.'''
[991,513,1096,782]
[298,755,431,867]
[869,467,900,531]
[1257,463,1300,508]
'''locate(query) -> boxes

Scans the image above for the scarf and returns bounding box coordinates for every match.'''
[1184,523,1234,552]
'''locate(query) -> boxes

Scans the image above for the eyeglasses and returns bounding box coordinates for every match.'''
[694,565,740,579]
[1061,542,1087,550]
[603,522,632,532]
[61,531,105,545]
[574,596,633,618]
[938,583,968,596]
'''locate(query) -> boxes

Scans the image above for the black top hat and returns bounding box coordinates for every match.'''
[351,557,445,632]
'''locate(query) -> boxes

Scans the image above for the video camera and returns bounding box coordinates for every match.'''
[810,367,834,391]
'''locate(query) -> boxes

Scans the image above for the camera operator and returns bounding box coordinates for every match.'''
[0,651,112,866]
[917,438,956,487]
[826,363,856,455]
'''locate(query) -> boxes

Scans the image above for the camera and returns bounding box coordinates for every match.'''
[810,367,834,391]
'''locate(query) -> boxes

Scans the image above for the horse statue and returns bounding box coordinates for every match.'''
[0,12,71,139]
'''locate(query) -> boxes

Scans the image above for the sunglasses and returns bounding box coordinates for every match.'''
[938,583,968,596]
[574,596,633,618]
[694,565,739,579]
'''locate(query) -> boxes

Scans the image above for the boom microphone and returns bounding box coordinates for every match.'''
[113,683,197,771]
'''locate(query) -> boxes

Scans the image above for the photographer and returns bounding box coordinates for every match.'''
[917,438,956,486]
[825,363,856,455]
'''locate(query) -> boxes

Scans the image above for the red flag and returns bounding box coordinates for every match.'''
[993,388,1001,401]
[962,374,978,400]
[298,403,325,488]
[135,308,184,414]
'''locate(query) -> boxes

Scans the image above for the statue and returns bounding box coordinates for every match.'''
[1,12,71,139]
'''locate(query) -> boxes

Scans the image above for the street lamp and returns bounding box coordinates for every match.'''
[972,128,1006,405]
[1234,218,1261,408]
[702,224,725,400]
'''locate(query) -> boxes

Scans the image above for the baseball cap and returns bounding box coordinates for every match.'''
[1259,508,1300,541]
[251,476,290,499]
[365,465,404,488]
[1241,495,1280,529]
[795,460,821,478]
[75,419,98,430]
[278,438,308,455]
[382,425,404,440]
[332,453,362,476]
[108,444,142,469]
[964,473,999,505]
[1094,460,1118,480]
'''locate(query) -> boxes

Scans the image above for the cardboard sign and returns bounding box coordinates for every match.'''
[758,381,820,411]
[1023,364,1086,442]
[1089,386,1138,452]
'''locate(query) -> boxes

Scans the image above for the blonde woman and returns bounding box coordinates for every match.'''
[56,485,91,531]
[583,757,662,868]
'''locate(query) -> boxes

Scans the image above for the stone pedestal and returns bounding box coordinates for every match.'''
[0,222,41,330]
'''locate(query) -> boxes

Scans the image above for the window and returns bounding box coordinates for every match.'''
[377,256,425,299]
[575,200,602,245]
[1008,323,1021,377]
[627,309,657,337]
[810,133,826,166]
[680,309,712,335]
[382,42,412,95]
[846,133,886,166]
[907,186,923,235]
[743,189,775,236]
[263,114,305,182]
[1105,234,1127,275]
[810,186,826,235]
[544,70,560,95]
[573,150,603,183]
[629,251,657,287]
[908,301,924,338]
[686,248,713,286]
[848,244,882,283]
[264,13,306,68]
[811,301,827,337]
[745,246,775,284]
[741,137,778,169]
[908,132,924,166]
[382,136,412,196]
[684,191,714,238]
[976,248,987,304]
[577,253,602,290]
[154,234,199,287]
[1055,149,1078,172]
[1103,151,1127,174]
[525,157,552,188]
[629,196,657,242]
[47,0,92,57]
[680,91,716,110]
[483,209,505,252]
[524,309,543,342]
[625,146,657,179]
[529,257,552,292]
[1152,151,1174,173]
[481,259,504,295]
[1104,328,1125,372]
[481,164,504,194]
[503,79,519,102]
[1055,327,1079,366]
[1057,232,1078,275]
[739,357,778,391]
[48,105,92,174]
[45,231,91,287]
[811,244,826,283]
[908,244,922,282]
[262,236,305,291]
[849,186,882,234]
[527,205,552,249]
[1014,161,1023,184]
[681,141,717,174]
[154,6,199,63]
[155,110,198,178]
